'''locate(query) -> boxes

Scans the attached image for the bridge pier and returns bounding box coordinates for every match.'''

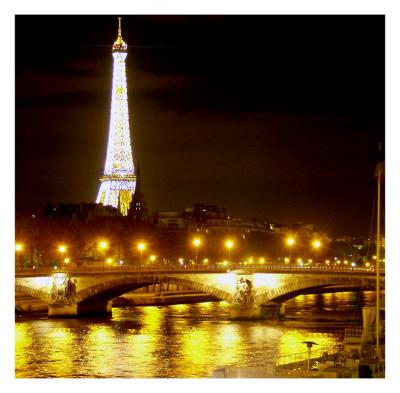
[260,302,285,320]
[48,301,112,318]
[230,305,261,320]
[48,304,78,318]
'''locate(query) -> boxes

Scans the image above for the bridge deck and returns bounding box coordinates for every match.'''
[15,265,381,278]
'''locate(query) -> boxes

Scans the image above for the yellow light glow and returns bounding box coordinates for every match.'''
[199,301,212,309]
[278,331,336,359]
[15,243,23,252]
[149,255,156,262]
[372,255,377,260]
[172,303,189,312]
[106,257,113,264]
[223,260,228,266]
[312,240,321,249]
[192,238,201,247]
[297,258,303,263]
[64,258,70,264]
[365,262,370,267]
[120,190,133,216]
[286,237,295,246]
[137,242,146,251]
[225,240,234,249]
[98,240,108,250]
[58,245,66,253]
[203,258,209,264]
[259,257,265,264]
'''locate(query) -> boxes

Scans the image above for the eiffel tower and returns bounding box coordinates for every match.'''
[96,17,136,216]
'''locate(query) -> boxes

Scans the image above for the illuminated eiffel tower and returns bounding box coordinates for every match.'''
[96,17,136,216]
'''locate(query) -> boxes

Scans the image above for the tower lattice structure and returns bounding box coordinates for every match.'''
[96,17,136,216]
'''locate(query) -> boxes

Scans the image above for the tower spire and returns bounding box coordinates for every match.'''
[118,17,122,38]
[112,16,127,52]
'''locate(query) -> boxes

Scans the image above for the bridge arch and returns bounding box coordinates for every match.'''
[255,276,381,306]
[15,284,51,304]
[75,275,234,306]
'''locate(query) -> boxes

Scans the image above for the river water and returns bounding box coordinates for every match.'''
[15,290,377,378]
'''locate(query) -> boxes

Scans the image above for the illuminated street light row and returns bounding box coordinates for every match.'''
[15,238,381,269]
[285,237,322,249]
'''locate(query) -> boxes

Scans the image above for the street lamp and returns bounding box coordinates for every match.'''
[98,240,109,271]
[302,341,318,371]
[137,242,146,270]
[225,239,234,261]
[58,245,67,266]
[286,237,295,264]
[312,240,321,264]
[192,237,202,264]
[15,243,24,268]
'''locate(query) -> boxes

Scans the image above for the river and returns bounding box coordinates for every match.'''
[15,290,377,378]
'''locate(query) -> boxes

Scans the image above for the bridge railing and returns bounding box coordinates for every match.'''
[15,264,382,276]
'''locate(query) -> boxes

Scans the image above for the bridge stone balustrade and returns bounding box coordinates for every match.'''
[15,270,384,320]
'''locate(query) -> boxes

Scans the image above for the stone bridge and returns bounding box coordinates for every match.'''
[15,267,384,319]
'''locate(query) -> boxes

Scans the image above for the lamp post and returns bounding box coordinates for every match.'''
[98,240,109,271]
[192,237,201,265]
[225,239,234,261]
[312,240,321,264]
[286,237,295,265]
[15,243,24,268]
[58,245,67,269]
[302,341,318,371]
[137,242,146,270]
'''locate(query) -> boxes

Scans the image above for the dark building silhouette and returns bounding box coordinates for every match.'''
[128,164,148,221]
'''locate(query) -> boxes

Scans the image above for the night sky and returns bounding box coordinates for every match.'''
[15,15,384,237]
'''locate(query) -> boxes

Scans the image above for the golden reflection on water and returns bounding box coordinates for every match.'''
[16,291,373,378]
[213,324,241,367]
[179,327,212,375]
[86,324,115,374]
[278,330,336,357]
[47,327,74,374]
[15,324,32,371]
[198,301,213,309]
[171,303,189,312]
[126,307,160,373]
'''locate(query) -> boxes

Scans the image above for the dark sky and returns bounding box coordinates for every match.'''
[15,15,384,237]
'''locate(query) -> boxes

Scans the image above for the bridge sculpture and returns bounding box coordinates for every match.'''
[15,266,384,320]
